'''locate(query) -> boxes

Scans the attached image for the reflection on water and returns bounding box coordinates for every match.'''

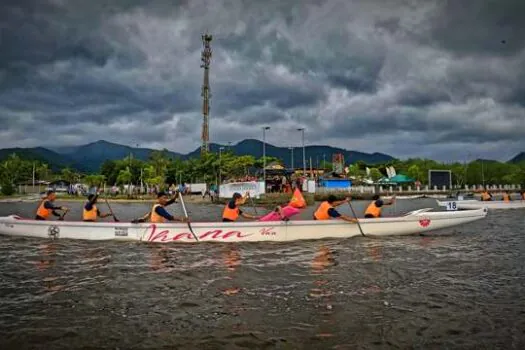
[148,245,172,273]
[36,243,57,272]
[222,245,241,296]
[37,242,61,293]
[310,245,336,338]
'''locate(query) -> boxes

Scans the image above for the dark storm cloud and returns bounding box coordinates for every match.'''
[0,0,524,160]
[426,0,525,56]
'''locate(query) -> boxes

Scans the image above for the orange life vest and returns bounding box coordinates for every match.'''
[365,201,381,218]
[289,188,307,208]
[83,204,98,221]
[502,193,510,202]
[222,202,240,221]
[150,204,165,223]
[313,201,333,220]
[481,192,491,201]
[36,200,52,219]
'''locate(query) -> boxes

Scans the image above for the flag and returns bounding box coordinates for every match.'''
[288,188,306,208]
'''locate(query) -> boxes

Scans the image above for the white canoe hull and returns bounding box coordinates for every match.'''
[437,199,525,210]
[0,208,487,243]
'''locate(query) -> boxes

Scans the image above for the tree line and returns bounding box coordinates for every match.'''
[1,150,524,195]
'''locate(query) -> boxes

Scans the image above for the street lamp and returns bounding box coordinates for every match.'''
[262,126,270,183]
[219,146,225,185]
[288,146,294,170]
[297,128,306,178]
[136,143,143,195]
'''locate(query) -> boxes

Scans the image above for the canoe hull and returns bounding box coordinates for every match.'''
[437,199,525,210]
[0,208,487,243]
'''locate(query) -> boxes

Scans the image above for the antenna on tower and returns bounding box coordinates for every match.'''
[200,32,213,156]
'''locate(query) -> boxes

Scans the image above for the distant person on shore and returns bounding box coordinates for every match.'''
[82,194,113,222]
[313,195,357,223]
[222,192,260,222]
[132,191,185,223]
[481,189,492,201]
[502,191,511,202]
[35,190,69,221]
[364,194,395,218]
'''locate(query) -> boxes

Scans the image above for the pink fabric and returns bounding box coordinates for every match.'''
[258,205,301,222]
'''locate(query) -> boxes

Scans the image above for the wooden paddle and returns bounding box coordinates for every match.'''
[347,201,366,237]
[247,192,258,215]
[104,196,120,222]
[178,191,199,242]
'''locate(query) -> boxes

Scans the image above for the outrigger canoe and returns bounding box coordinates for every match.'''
[437,199,525,210]
[0,208,487,243]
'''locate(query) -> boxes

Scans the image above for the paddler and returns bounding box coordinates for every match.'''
[82,194,113,222]
[313,195,357,223]
[222,192,260,222]
[35,190,69,220]
[521,191,525,200]
[132,191,186,223]
[481,189,492,201]
[364,194,395,218]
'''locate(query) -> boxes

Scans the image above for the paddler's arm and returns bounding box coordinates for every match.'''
[329,208,357,223]
[165,194,179,206]
[89,194,98,205]
[155,206,187,222]
[240,212,259,220]
[44,201,68,216]
[239,207,259,220]
[98,209,112,218]
[275,206,290,221]
[379,198,394,207]
[332,197,351,207]
[132,211,151,223]
[240,191,251,204]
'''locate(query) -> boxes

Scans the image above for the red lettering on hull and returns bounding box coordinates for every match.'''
[260,227,277,235]
[146,225,255,242]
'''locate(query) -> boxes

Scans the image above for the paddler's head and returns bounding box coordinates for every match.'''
[232,192,243,205]
[157,191,169,205]
[46,190,56,201]
[372,194,380,201]
[327,195,337,204]
[87,194,97,203]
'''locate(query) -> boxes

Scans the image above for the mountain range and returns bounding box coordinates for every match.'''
[0,139,396,173]
[509,152,525,164]
[1,140,523,173]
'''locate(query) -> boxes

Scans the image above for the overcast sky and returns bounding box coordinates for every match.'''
[1,0,524,161]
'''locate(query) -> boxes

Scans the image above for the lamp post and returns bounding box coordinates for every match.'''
[297,128,306,177]
[481,158,485,188]
[136,143,143,194]
[262,126,270,183]
[289,146,294,170]
[219,146,225,185]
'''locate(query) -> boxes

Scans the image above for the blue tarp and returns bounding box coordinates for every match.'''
[320,178,352,188]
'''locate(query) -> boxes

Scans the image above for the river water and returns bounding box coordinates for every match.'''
[0,198,524,349]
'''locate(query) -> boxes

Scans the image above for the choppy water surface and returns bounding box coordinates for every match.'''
[0,199,524,349]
